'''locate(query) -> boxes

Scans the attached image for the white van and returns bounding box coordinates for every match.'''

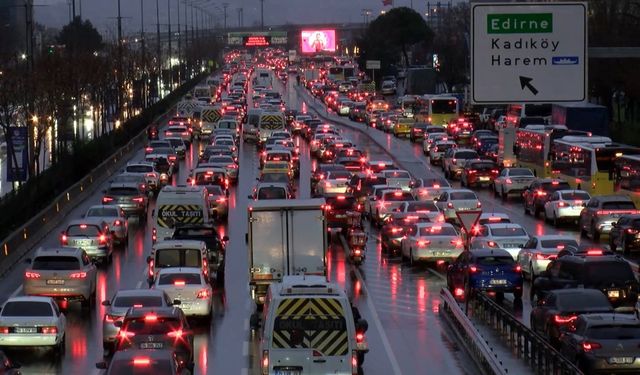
[260,276,369,375]
[152,185,210,243]
[254,69,273,88]
[258,110,286,144]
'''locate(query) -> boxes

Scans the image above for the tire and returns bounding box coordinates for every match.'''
[409,249,414,267]
[524,202,530,215]
[357,352,365,367]
[493,185,499,198]
[552,213,560,227]
[54,334,66,356]
[528,263,536,282]
[533,205,542,218]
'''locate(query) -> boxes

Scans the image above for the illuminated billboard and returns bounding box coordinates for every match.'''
[243,35,271,47]
[300,29,336,53]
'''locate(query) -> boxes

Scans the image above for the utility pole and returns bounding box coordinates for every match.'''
[177,0,181,84]
[156,0,161,98]
[71,0,75,18]
[222,3,228,31]
[140,0,146,107]
[117,0,123,116]
[260,0,264,30]
[191,3,195,47]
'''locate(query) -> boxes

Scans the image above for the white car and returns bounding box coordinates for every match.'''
[470,223,530,260]
[396,200,442,223]
[315,170,352,197]
[493,167,536,200]
[164,125,192,144]
[411,178,451,202]
[152,267,213,319]
[0,296,66,353]
[435,189,481,222]
[429,140,457,165]
[373,189,416,225]
[364,185,398,219]
[516,235,579,280]
[84,205,128,244]
[422,132,448,154]
[543,189,591,226]
[207,155,239,182]
[381,169,413,191]
[401,223,463,266]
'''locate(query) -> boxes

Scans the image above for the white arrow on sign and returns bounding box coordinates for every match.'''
[455,210,483,234]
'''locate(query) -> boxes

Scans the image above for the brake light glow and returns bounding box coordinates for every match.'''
[144,315,158,322]
[60,234,68,245]
[25,271,41,279]
[132,197,144,203]
[70,272,87,279]
[133,358,151,366]
[417,240,431,247]
[557,202,566,207]
[515,265,522,272]
[114,220,122,226]
[41,326,57,334]
[447,202,454,209]
[167,329,183,338]
[197,289,211,299]
[487,241,498,248]
[174,280,186,286]
[99,234,108,244]
[102,196,114,204]
[105,314,123,323]
[627,228,639,234]
[587,250,603,255]
[477,201,482,208]
[451,239,463,247]
[454,288,464,297]
[554,314,578,324]
[505,178,512,184]
[582,341,601,351]
[536,190,547,196]
[469,266,478,273]
[118,330,135,339]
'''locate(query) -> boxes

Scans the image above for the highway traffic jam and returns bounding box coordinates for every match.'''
[1,47,640,375]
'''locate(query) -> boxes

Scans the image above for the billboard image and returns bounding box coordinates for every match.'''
[243,35,271,47]
[300,29,336,53]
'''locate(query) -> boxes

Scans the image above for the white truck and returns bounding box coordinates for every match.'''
[247,199,327,307]
[498,127,517,168]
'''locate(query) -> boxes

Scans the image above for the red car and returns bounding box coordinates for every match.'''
[324,195,360,232]
[460,160,500,188]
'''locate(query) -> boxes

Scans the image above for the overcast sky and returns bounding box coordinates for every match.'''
[35,0,459,38]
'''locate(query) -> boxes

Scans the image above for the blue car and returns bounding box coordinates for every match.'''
[447,248,523,302]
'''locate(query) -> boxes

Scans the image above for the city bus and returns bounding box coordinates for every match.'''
[423,95,458,126]
[615,155,640,207]
[506,103,552,127]
[327,65,356,82]
[514,128,591,178]
[549,137,640,196]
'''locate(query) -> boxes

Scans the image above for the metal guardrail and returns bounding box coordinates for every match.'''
[440,288,510,375]
[470,292,583,375]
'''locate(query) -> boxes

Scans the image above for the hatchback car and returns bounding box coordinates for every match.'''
[152,268,213,320]
[543,190,591,226]
[61,219,113,264]
[516,235,579,281]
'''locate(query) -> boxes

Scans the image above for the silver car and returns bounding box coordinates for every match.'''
[411,178,451,202]
[101,289,174,351]
[84,205,128,245]
[435,189,481,222]
[493,167,536,200]
[471,223,530,260]
[516,235,579,280]
[401,223,463,266]
[429,140,457,165]
[152,267,213,319]
[61,218,113,264]
[23,247,97,313]
[0,296,66,353]
[543,189,591,226]
[207,155,239,182]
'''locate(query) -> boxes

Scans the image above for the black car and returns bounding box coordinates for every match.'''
[530,288,613,347]
[172,223,229,286]
[609,213,640,254]
[0,350,20,374]
[523,179,572,217]
[409,122,431,143]
[531,250,639,307]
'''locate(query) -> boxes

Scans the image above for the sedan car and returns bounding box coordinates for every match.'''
[101,289,174,352]
[516,235,579,280]
[0,296,66,354]
[101,182,148,220]
[206,155,239,183]
[152,268,213,320]
[84,205,128,245]
[460,160,500,188]
[447,248,523,302]
[23,247,97,313]
[428,140,457,165]
[470,223,530,260]
[411,178,451,202]
[435,189,481,222]
[315,170,352,197]
[401,223,463,266]
[543,190,591,226]
[493,167,536,200]
[531,289,613,347]
[250,182,293,200]
[61,219,113,265]
[96,349,190,374]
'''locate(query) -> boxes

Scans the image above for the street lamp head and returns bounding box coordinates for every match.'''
[20,53,27,60]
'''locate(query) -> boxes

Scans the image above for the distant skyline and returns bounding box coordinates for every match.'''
[34,0,460,38]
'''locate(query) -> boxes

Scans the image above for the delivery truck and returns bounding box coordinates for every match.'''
[551,102,609,136]
[246,199,327,307]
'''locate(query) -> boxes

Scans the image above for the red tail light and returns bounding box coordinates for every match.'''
[515,265,522,272]
[627,228,639,234]
[168,155,177,162]
[70,272,87,279]
[167,329,184,338]
[99,234,108,245]
[477,201,482,208]
[417,240,431,247]
[262,350,269,375]
[447,202,454,209]
[351,350,358,375]
[554,314,578,324]
[60,233,68,245]
[586,249,603,256]
[118,330,135,339]
[582,341,601,351]
[451,239,463,247]
[145,147,153,153]
[133,358,151,366]
[41,326,57,334]
[487,241,498,248]
[536,190,547,196]
[505,178,513,184]
[114,220,122,226]
[105,314,124,323]
[356,332,365,343]
[467,169,477,174]
[144,314,158,322]
[132,197,144,203]
[148,260,154,277]
[25,271,41,279]
[558,201,566,207]
[146,173,156,178]
[469,265,478,273]
[197,289,211,299]
[454,288,465,297]
[216,197,227,203]
[102,196,114,204]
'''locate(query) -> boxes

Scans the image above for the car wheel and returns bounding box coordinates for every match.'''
[54,334,66,356]
[409,249,414,267]
[533,205,542,218]
[552,213,560,227]
[493,184,498,197]
[524,202,530,215]
[529,263,536,282]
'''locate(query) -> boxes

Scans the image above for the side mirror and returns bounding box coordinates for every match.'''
[101,300,111,306]
[95,362,108,370]
[146,256,152,264]
[172,299,181,306]
[356,319,369,333]
[113,321,123,328]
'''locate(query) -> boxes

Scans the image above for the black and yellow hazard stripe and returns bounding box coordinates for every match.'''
[272,297,349,356]
[202,109,222,123]
[260,115,284,130]
[156,204,205,228]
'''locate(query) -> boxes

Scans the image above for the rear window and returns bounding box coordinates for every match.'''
[469,163,496,170]
[123,317,181,334]
[328,171,351,180]
[32,256,80,270]
[126,165,152,173]
[385,171,411,179]
[540,239,578,249]
[272,297,348,355]
[327,197,357,210]
[87,208,119,217]
[113,296,165,308]
[209,157,234,164]
[455,151,478,159]
[601,201,636,210]
[476,256,514,266]
[490,227,527,236]
[435,144,455,152]
[195,172,225,184]
[584,262,634,285]
[155,249,202,268]
[450,192,477,200]
[205,185,224,196]
[261,174,289,183]
[258,187,286,199]
[67,224,101,236]
[406,202,438,212]
[158,273,201,285]
[1,301,52,317]
[108,187,139,196]
[560,192,590,200]
[384,192,413,201]
[585,325,640,340]
[509,168,534,177]
[419,226,457,236]
[556,292,611,311]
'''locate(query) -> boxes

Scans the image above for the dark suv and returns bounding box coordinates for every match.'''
[609,214,640,254]
[114,307,194,371]
[172,224,229,285]
[523,178,571,217]
[531,251,639,308]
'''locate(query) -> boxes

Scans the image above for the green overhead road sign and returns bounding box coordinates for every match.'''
[472,2,587,104]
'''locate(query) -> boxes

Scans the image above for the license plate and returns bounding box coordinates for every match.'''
[14,327,36,333]
[490,279,507,285]
[479,177,489,181]
[608,290,620,298]
[47,279,65,285]
[504,244,522,248]
[335,214,346,219]
[77,240,92,247]
[608,357,634,364]
[432,251,450,256]
[140,342,164,349]
[275,371,301,375]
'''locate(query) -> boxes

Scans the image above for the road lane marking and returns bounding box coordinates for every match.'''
[244,318,249,331]
[242,341,249,356]
[354,266,402,375]
[136,280,143,289]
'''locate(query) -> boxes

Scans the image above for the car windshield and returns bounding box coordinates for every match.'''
[32,256,80,270]
[419,226,457,236]
[586,325,640,340]
[209,157,234,164]
[1,301,52,317]
[67,224,101,236]
[113,296,165,308]
[126,165,152,173]
[158,273,201,285]
[540,239,579,249]
[602,201,636,210]
[584,262,635,285]
[108,187,139,196]
[556,292,612,311]
[508,168,534,176]
[123,317,181,334]
[406,202,438,212]
[450,192,477,200]
[167,139,183,147]
[155,249,202,268]
[328,171,352,180]
[108,359,173,374]
[258,187,286,199]
[560,192,590,200]
[87,208,119,217]
[326,197,356,210]
[490,227,527,236]
[476,256,514,266]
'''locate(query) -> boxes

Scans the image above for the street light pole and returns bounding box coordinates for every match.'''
[177,0,181,84]
[156,0,161,99]
[167,0,172,89]
[117,0,123,116]
[223,3,228,32]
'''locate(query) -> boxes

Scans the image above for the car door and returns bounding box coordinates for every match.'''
[519,238,537,271]
[81,251,97,290]
[612,217,628,246]
[436,192,449,212]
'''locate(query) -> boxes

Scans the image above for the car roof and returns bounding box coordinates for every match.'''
[257,182,289,188]
[580,313,640,326]
[87,205,120,211]
[156,267,203,275]
[470,248,513,258]
[484,223,525,230]
[34,247,83,257]
[67,218,108,226]
[548,288,607,298]
[593,195,633,202]
[124,306,182,319]
[114,289,167,298]
[108,181,140,189]
[532,234,577,241]
[153,240,206,249]
[4,296,54,304]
